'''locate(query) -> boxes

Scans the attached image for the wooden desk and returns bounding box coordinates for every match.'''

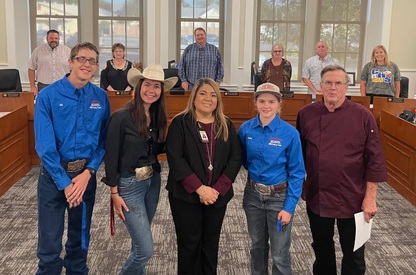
[373,97,416,126]
[280,94,312,126]
[315,95,371,110]
[0,92,37,164]
[380,110,416,205]
[0,106,31,196]
[106,90,134,113]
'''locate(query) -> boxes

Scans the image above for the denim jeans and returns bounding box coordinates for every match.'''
[243,181,293,275]
[36,165,96,275]
[118,172,161,275]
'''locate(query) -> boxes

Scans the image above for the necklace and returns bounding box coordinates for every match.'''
[198,122,214,171]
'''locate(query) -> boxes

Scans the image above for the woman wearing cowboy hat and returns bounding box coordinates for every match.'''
[102,64,177,274]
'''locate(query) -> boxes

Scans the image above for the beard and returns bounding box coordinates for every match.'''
[49,41,58,49]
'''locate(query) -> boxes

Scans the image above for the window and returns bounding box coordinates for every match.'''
[95,0,143,71]
[30,0,80,49]
[318,0,368,78]
[256,0,306,81]
[177,0,224,60]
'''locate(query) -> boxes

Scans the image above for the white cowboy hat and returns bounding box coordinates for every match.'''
[127,63,178,91]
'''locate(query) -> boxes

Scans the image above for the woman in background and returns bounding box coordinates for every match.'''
[238,82,305,275]
[166,78,241,274]
[103,64,177,274]
[100,43,133,91]
[360,45,401,101]
[260,43,292,93]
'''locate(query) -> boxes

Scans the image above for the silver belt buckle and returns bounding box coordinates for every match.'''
[254,182,271,196]
[135,166,153,181]
[66,159,87,172]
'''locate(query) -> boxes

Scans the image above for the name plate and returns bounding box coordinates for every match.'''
[388,97,404,103]
[224,91,239,96]
[2,92,21,98]
[281,92,294,98]
[115,91,132,96]
[170,90,185,95]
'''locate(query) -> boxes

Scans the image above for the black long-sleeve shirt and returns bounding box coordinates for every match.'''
[102,109,163,187]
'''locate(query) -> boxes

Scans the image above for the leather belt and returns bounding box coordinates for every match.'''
[250,179,287,195]
[61,159,87,172]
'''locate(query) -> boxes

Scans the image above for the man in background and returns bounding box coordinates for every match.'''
[34,42,110,275]
[28,29,71,95]
[302,41,340,100]
[297,64,387,274]
[179,27,224,91]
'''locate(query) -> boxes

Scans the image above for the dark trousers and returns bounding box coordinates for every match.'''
[168,193,227,275]
[36,165,97,275]
[37,82,49,92]
[307,207,366,275]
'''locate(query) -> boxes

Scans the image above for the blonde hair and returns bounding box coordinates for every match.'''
[176,78,229,141]
[371,45,391,67]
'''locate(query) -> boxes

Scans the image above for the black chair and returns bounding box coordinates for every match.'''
[254,72,262,92]
[400,76,409,98]
[163,68,182,90]
[0,69,23,92]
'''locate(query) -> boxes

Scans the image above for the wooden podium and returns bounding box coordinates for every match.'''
[373,97,416,126]
[0,106,31,195]
[164,91,256,130]
[380,110,416,205]
[280,94,312,126]
[106,90,134,113]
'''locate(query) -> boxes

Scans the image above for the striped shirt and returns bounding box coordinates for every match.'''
[179,42,224,89]
[28,43,71,85]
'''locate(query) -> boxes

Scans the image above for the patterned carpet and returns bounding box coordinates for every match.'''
[1,162,416,275]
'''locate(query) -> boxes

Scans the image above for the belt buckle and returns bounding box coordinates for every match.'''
[135,166,153,181]
[66,159,86,172]
[254,182,271,196]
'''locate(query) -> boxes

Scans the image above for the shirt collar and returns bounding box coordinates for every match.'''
[254,113,282,130]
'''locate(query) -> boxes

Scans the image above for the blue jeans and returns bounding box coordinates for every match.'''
[243,181,293,275]
[36,165,96,275]
[118,172,161,275]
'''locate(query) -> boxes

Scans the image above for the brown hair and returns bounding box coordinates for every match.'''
[124,79,168,141]
[70,42,99,61]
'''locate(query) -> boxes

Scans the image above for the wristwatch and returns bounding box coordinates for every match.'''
[86,167,96,176]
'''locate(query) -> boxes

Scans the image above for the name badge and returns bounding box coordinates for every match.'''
[198,129,209,143]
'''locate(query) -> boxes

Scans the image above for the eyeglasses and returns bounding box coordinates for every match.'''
[321,81,348,88]
[73,56,98,65]
[273,50,283,53]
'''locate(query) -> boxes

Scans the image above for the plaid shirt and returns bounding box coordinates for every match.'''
[179,42,224,87]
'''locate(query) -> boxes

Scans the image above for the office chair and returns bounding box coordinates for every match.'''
[0,69,23,92]
[400,76,409,98]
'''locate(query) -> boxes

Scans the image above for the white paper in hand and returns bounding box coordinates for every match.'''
[353,212,373,252]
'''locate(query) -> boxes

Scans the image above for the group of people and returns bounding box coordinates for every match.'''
[261,40,401,103]
[32,28,388,275]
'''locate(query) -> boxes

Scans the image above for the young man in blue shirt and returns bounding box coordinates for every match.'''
[34,42,110,275]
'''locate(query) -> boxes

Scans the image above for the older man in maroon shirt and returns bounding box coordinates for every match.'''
[296,64,387,275]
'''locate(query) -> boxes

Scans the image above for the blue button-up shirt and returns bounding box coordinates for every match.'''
[238,114,305,213]
[35,74,110,190]
[179,42,224,87]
